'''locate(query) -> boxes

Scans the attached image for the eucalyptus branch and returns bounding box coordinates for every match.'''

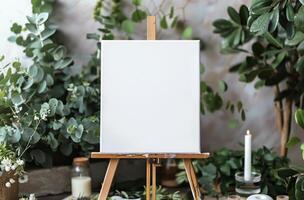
[19,118,41,158]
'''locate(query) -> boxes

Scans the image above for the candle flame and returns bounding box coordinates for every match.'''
[246,129,251,135]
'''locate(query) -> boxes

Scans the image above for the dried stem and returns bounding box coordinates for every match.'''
[280,98,293,157]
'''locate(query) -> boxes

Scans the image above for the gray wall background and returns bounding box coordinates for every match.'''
[1,0,303,164]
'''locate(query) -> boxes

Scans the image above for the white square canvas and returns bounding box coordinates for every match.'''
[100,40,200,153]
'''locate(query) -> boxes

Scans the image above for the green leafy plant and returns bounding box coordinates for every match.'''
[276,166,304,199]
[213,0,304,156]
[176,147,289,198]
[277,108,304,199]
[0,5,100,166]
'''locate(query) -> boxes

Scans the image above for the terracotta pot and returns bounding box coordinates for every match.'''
[0,171,18,200]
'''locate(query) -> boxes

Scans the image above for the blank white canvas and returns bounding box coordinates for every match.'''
[100,40,200,153]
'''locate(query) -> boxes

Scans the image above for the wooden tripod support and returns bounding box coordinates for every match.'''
[91,153,210,200]
[93,16,209,200]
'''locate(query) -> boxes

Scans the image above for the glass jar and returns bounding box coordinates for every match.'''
[71,157,92,199]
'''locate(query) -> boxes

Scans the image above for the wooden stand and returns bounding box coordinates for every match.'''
[91,153,209,200]
[93,16,209,200]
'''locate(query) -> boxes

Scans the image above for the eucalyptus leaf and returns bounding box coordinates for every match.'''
[28,65,38,77]
[54,58,73,69]
[36,12,49,24]
[11,94,25,106]
[25,23,37,34]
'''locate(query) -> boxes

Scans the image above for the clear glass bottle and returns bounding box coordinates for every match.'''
[71,157,92,199]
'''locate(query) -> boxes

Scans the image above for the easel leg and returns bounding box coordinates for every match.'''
[183,159,201,200]
[146,159,151,200]
[152,162,157,200]
[98,159,119,200]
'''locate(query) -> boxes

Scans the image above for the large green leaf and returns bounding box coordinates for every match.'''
[295,109,304,129]
[227,6,241,24]
[294,57,304,75]
[286,136,301,148]
[269,6,279,32]
[239,5,249,25]
[263,32,283,48]
[286,4,295,22]
[295,6,304,32]
[295,176,304,200]
[250,13,271,34]
[250,0,272,15]
[285,32,304,46]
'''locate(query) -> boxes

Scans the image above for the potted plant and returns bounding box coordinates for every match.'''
[0,143,25,200]
[213,0,304,157]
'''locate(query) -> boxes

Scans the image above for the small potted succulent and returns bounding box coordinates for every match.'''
[0,143,25,200]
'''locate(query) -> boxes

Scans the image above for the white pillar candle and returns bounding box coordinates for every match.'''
[244,130,252,181]
[71,176,92,198]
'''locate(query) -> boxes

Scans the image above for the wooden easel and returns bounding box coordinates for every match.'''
[92,16,209,200]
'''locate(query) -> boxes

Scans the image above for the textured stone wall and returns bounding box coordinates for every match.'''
[1,0,303,165]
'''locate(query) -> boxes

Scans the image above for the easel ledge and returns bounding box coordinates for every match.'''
[91,152,210,159]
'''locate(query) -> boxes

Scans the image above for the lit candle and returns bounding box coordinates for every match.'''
[244,129,252,181]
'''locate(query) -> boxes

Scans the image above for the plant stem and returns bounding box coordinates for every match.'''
[19,119,41,158]
[280,98,293,157]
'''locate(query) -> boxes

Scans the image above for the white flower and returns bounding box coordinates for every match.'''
[9,178,15,184]
[5,166,11,172]
[11,164,16,171]
[16,159,24,166]
[5,182,11,188]
[29,194,36,200]
[1,158,12,167]
[34,115,39,121]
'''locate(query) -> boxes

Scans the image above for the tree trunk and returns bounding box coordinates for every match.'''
[279,98,293,157]
[274,85,293,157]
